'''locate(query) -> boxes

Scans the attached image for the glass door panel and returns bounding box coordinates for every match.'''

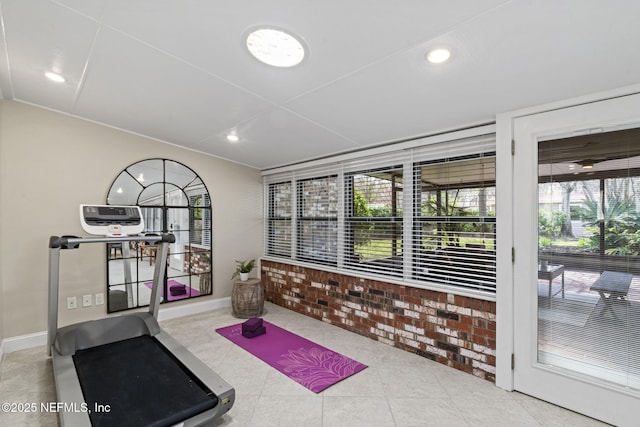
[537,129,640,390]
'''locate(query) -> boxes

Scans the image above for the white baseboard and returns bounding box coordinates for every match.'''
[157,296,231,321]
[0,297,231,360]
[1,331,48,354]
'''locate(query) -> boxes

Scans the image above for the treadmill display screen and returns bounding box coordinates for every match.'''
[80,205,144,236]
[98,206,127,216]
[82,205,141,225]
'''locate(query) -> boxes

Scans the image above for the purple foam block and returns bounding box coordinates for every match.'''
[242,325,266,338]
[169,284,187,296]
[242,317,263,332]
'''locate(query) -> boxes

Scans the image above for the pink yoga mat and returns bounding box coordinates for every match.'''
[216,320,367,393]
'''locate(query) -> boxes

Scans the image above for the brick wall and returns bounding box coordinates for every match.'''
[183,245,211,274]
[261,259,497,382]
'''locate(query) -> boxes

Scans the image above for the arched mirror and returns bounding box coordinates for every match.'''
[106,159,212,312]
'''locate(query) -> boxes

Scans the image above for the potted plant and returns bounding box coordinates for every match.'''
[232,259,255,281]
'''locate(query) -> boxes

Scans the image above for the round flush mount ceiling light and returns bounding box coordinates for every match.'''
[246,28,306,68]
[425,48,451,64]
[45,71,66,83]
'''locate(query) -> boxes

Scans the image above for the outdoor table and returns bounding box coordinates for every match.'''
[590,271,633,317]
[538,264,565,298]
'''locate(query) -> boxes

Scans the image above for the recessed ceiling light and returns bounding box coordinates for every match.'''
[45,71,65,83]
[246,28,305,68]
[577,159,596,169]
[425,48,451,64]
[226,133,239,143]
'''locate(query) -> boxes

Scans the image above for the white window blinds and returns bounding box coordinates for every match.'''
[344,165,404,277]
[263,127,497,295]
[297,175,338,265]
[413,153,496,292]
[266,181,292,257]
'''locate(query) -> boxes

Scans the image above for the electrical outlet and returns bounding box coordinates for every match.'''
[67,296,77,310]
[95,293,104,305]
[82,294,92,307]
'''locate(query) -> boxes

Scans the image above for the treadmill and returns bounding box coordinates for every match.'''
[48,205,235,426]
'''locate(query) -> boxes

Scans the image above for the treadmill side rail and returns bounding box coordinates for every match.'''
[47,245,60,357]
[155,330,236,423]
[51,352,92,426]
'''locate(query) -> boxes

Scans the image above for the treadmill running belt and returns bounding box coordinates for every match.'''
[73,335,217,427]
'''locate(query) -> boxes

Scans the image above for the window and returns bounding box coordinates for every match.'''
[263,130,497,296]
[190,194,211,247]
[266,182,292,257]
[297,176,338,265]
[106,159,212,312]
[413,154,496,292]
[344,166,404,276]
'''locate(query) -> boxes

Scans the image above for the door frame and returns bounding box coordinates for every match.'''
[495,84,640,426]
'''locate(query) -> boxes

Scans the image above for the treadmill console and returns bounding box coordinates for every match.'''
[80,205,144,237]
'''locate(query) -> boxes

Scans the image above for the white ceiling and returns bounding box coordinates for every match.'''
[1,0,639,170]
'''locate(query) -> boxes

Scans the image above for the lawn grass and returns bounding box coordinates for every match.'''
[355,236,495,261]
[354,239,401,260]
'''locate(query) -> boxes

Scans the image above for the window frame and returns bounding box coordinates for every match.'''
[343,165,405,277]
[262,128,497,299]
[295,175,339,266]
[412,153,497,292]
[266,181,293,258]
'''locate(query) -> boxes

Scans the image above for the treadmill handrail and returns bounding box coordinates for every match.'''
[47,233,174,356]
[49,233,175,249]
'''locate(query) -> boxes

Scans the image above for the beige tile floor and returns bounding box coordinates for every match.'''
[0,302,608,426]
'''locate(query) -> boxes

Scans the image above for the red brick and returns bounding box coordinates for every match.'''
[474,327,496,340]
[459,315,474,325]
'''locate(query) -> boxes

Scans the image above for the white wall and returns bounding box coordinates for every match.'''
[0,100,263,338]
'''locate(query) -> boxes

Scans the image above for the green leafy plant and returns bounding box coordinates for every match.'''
[538,236,552,248]
[422,191,474,247]
[575,197,640,255]
[231,259,255,279]
[538,210,567,238]
[353,189,373,245]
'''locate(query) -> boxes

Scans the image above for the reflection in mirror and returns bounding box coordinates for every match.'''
[185,179,210,205]
[128,159,164,185]
[107,241,138,311]
[165,160,196,188]
[139,183,166,206]
[107,172,143,205]
[106,159,212,312]
[165,184,189,206]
